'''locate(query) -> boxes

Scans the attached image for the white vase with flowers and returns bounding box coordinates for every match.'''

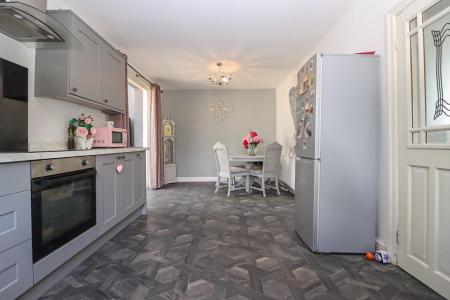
[68,114,97,150]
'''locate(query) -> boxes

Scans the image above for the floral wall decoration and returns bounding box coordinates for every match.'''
[207,98,233,121]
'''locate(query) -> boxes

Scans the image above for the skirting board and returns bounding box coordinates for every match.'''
[19,206,145,300]
[177,177,216,182]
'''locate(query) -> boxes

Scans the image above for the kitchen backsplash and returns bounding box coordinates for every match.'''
[1,34,107,151]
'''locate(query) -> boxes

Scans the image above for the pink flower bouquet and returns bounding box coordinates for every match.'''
[68,113,97,150]
[242,131,263,156]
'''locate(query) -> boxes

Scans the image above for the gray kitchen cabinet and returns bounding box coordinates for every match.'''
[133,152,146,209]
[0,240,33,300]
[0,191,31,254]
[69,14,101,102]
[100,43,126,111]
[96,154,119,234]
[0,162,32,300]
[96,152,146,236]
[0,162,30,197]
[35,10,126,113]
[121,154,135,217]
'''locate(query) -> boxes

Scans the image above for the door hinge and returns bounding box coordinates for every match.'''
[396,230,400,245]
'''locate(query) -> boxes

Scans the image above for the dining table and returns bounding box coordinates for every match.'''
[229,154,264,164]
[229,154,265,190]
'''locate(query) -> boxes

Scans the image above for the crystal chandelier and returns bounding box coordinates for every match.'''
[208,62,232,86]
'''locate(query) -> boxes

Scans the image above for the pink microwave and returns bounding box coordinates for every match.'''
[93,127,127,148]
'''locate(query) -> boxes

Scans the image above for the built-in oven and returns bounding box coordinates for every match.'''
[31,156,96,263]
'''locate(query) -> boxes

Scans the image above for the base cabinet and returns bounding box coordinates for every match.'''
[134,152,146,208]
[96,151,146,236]
[96,154,119,234]
[0,240,33,300]
[121,154,135,216]
[0,163,32,300]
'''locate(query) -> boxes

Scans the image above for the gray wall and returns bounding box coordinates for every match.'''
[162,89,276,177]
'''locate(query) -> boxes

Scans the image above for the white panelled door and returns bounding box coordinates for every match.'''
[396,0,450,298]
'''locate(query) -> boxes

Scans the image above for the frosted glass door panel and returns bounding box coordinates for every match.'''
[424,12,450,126]
[411,33,421,129]
[422,0,450,22]
[164,139,174,164]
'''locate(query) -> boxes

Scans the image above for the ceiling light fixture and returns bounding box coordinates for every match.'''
[208,62,232,87]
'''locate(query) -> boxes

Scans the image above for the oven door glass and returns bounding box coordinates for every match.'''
[32,168,96,262]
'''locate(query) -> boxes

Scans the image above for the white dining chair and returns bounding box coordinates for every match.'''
[249,142,282,197]
[213,142,249,197]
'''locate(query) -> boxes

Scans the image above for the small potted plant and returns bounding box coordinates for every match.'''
[68,114,97,150]
[242,131,263,156]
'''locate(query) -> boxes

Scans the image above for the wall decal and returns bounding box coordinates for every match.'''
[207,98,232,121]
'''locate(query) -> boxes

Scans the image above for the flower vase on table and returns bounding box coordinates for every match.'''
[242,131,263,156]
[248,144,256,156]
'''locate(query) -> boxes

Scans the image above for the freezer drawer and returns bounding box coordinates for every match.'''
[294,157,319,251]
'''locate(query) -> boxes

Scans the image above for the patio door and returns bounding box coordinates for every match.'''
[395,0,450,297]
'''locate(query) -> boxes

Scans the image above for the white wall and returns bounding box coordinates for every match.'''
[0,34,107,150]
[276,0,402,246]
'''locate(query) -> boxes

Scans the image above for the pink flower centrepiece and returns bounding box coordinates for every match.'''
[90,127,97,136]
[76,127,89,138]
[242,131,263,149]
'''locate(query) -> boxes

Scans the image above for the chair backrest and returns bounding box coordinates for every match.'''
[213,142,230,174]
[263,142,283,174]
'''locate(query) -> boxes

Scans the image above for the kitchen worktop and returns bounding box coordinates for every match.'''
[0,147,148,164]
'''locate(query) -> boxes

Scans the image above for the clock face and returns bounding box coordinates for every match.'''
[163,122,173,137]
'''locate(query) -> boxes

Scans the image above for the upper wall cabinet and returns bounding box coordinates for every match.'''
[100,44,126,110]
[35,10,126,113]
[69,15,101,102]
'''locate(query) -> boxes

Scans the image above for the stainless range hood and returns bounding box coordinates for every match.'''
[0,0,81,48]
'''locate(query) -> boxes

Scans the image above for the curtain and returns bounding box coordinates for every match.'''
[150,84,164,189]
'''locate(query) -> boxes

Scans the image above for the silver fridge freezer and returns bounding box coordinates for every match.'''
[294,54,380,253]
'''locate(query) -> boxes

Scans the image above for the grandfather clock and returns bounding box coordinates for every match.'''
[163,118,176,184]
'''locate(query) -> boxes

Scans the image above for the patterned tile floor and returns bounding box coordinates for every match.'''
[41,183,443,300]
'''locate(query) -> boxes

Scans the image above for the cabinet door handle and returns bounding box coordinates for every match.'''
[137,153,141,157]
[72,87,78,92]
[104,99,109,103]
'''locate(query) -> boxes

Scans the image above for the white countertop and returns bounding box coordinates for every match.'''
[0,147,148,164]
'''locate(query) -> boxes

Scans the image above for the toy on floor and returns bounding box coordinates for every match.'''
[366,251,390,264]
[366,252,375,260]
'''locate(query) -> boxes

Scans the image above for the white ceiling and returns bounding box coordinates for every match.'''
[54,0,356,90]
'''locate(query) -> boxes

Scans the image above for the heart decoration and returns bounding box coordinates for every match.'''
[116,164,124,174]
